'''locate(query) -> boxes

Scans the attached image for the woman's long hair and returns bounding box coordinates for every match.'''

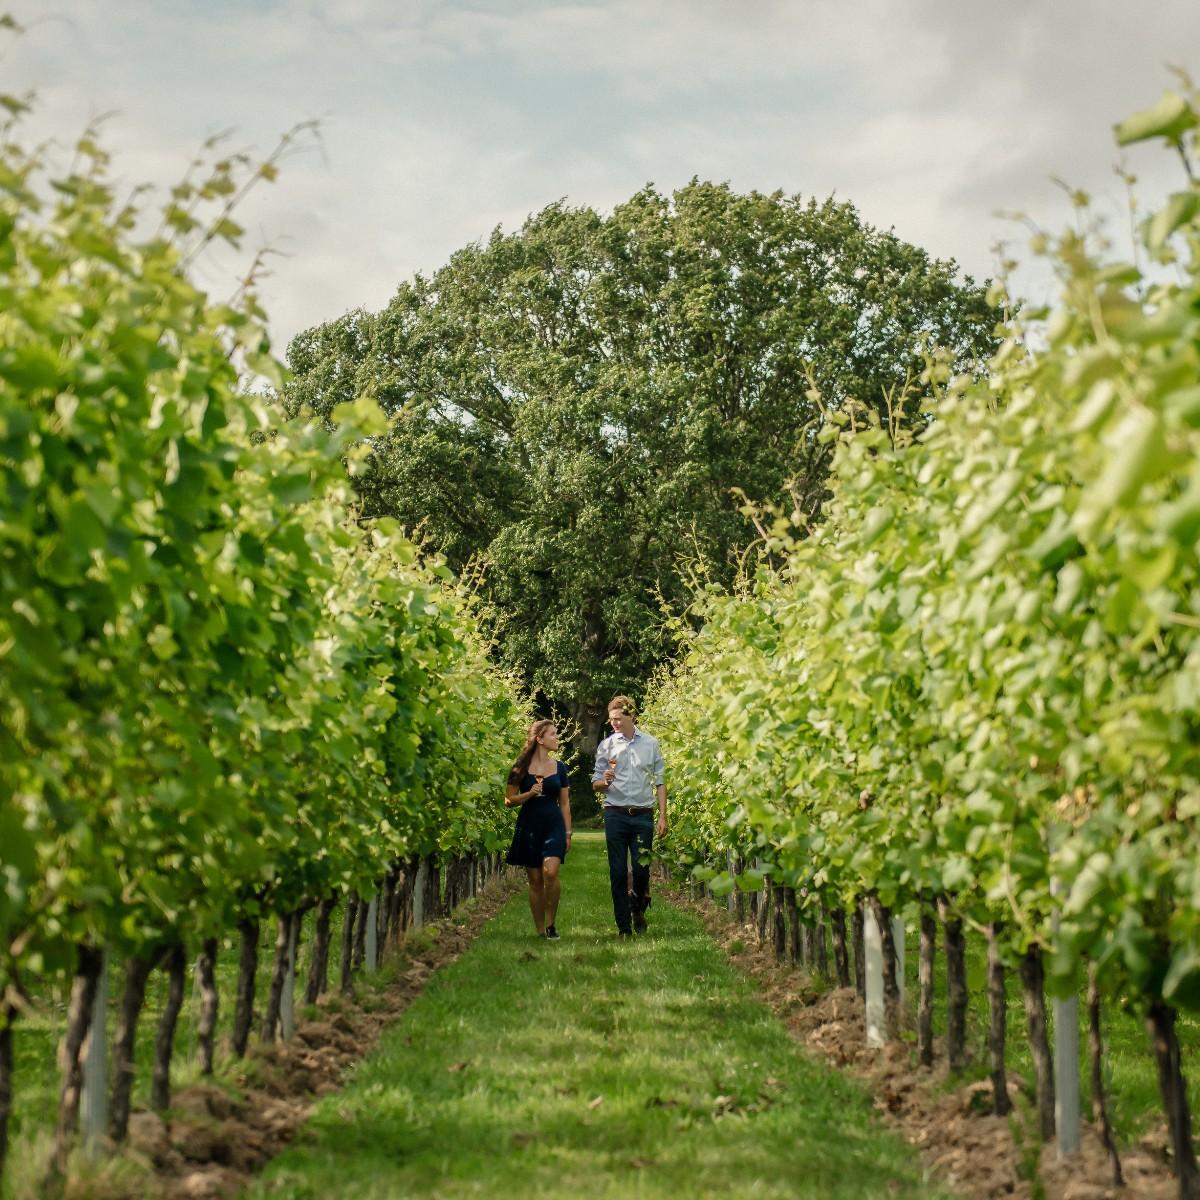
[509,719,555,785]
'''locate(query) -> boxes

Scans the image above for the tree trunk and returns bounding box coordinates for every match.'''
[382,869,398,946]
[262,914,291,1043]
[291,906,306,982]
[306,896,336,1004]
[232,917,258,1059]
[987,922,1011,1115]
[393,866,409,939]
[815,905,830,979]
[352,891,369,969]
[195,937,219,1075]
[567,700,605,811]
[423,858,442,921]
[405,856,421,931]
[918,905,937,1069]
[1146,998,1199,1200]
[151,945,186,1112]
[852,901,866,999]
[401,863,415,934]
[391,863,408,942]
[771,883,786,960]
[0,1004,15,1187]
[1087,967,1122,1187]
[1019,943,1056,1141]
[567,698,604,760]
[735,858,746,924]
[940,896,968,1072]
[830,906,851,987]
[785,887,802,966]
[340,892,358,993]
[110,951,156,1142]
[48,944,103,1186]
[802,919,817,969]
[870,896,901,1040]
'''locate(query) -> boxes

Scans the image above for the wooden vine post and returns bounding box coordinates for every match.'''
[281,914,299,1041]
[863,904,886,1048]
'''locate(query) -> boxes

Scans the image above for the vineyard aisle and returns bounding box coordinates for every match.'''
[245,834,955,1199]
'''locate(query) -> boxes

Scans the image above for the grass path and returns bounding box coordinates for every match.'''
[246,833,955,1199]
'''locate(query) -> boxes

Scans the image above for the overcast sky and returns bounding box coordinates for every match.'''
[8,1,1200,353]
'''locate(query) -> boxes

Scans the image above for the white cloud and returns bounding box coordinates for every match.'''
[6,0,1200,348]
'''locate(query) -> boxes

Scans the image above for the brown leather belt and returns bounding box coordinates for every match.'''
[604,806,654,815]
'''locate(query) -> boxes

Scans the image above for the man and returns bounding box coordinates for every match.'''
[591,695,667,938]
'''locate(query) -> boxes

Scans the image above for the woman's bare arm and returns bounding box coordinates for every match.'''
[505,777,542,808]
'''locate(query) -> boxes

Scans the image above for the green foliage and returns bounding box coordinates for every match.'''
[283,183,999,724]
[645,81,1200,1018]
[0,103,525,1003]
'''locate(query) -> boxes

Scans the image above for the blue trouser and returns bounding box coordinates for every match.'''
[604,808,654,933]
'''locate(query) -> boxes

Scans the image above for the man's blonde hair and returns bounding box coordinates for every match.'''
[608,694,636,717]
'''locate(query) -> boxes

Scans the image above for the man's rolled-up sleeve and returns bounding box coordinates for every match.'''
[652,740,665,786]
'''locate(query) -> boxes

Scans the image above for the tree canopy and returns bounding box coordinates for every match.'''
[284,180,1000,752]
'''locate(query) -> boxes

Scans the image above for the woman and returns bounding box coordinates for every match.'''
[505,719,572,939]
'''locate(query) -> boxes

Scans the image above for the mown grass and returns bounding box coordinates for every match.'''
[245,833,956,1200]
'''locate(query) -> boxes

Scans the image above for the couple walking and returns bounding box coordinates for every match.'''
[503,695,667,940]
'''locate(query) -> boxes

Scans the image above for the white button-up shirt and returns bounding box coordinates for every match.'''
[592,728,665,809]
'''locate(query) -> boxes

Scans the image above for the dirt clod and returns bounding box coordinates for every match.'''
[127,1111,171,1164]
[175,1166,241,1198]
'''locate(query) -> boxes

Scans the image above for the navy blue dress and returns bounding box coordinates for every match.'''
[505,760,569,867]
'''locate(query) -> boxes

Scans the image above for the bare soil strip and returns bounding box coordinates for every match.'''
[667,886,1179,1200]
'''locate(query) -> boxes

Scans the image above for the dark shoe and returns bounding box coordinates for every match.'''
[618,929,633,940]
[545,925,560,940]
[633,911,648,933]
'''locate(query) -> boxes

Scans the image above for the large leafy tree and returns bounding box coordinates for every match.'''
[284,180,999,755]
